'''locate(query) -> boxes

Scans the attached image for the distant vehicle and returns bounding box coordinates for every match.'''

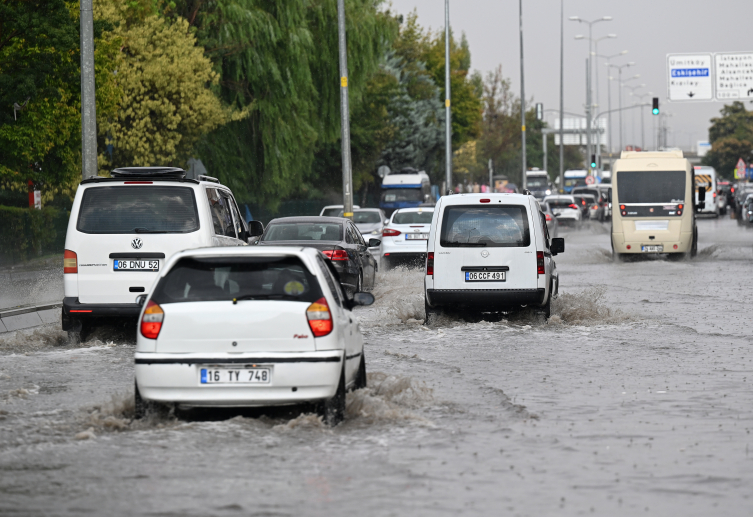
[526,169,552,199]
[61,167,263,343]
[319,204,360,217]
[563,170,588,193]
[258,216,379,295]
[732,183,753,223]
[424,193,564,321]
[380,206,434,269]
[540,202,559,238]
[501,183,519,193]
[337,208,388,238]
[380,168,431,215]
[572,194,592,219]
[573,186,609,221]
[133,246,374,425]
[717,181,731,215]
[741,194,753,226]
[544,195,583,228]
[694,166,719,217]
[611,150,697,260]
[583,194,605,222]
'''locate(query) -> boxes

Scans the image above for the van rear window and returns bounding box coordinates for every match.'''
[77,186,199,234]
[440,206,530,248]
[151,256,322,304]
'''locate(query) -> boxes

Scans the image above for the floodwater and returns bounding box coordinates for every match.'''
[1,216,752,516]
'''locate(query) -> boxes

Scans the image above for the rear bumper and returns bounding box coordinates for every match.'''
[134,350,343,406]
[426,288,546,310]
[62,297,141,329]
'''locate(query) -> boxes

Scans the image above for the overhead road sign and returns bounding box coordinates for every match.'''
[715,52,753,101]
[667,54,714,101]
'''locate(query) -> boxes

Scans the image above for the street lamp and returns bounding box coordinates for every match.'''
[631,91,653,151]
[624,84,646,149]
[608,62,635,152]
[598,50,628,153]
[444,0,451,193]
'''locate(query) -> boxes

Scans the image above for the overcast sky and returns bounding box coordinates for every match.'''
[388,0,752,153]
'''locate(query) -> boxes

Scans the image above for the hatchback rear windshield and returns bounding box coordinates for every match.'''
[440,206,530,248]
[151,256,322,304]
[393,211,434,224]
[321,208,341,217]
[77,186,199,234]
[262,223,342,242]
[547,198,575,208]
[349,211,382,224]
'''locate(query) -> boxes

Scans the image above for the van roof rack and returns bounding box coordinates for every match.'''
[198,175,220,184]
[111,167,186,178]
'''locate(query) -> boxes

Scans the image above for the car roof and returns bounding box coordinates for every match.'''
[393,207,435,213]
[162,246,323,275]
[440,193,532,206]
[544,195,574,200]
[268,216,346,224]
[350,208,382,212]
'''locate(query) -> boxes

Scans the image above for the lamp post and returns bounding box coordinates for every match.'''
[607,62,635,152]
[337,0,354,218]
[631,91,653,151]
[444,0,452,194]
[559,0,564,192]
[519,0,527,190]
[598,50,628,153]
[80,0,97,179]
[624,83,645,149]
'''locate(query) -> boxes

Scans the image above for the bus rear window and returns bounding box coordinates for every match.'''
[617,171,686,204]
[382,189,422,203]
[440,206,530,248]
[77,186,199,234]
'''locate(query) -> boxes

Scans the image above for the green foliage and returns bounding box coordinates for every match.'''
[0,206,68,265]
[702,102,753,179]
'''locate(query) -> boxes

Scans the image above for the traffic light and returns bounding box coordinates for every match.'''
[590,154,596,168]
[652,97,659,115]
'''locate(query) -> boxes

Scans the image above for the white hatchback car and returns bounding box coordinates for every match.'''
[380,207,434,269]
[542,195,583,227]
[424,193,564,320]
[134,246,374,425]
[62,167,263,342]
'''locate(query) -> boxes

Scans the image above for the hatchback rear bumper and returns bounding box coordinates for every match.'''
[62,297,141,330]
[426,288,546,310]
[135,350,344,407]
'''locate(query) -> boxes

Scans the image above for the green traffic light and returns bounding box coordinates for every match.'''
[591,162,596,168]
[652,108,659,115]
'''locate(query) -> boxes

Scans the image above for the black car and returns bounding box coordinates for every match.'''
[257,216,379,294]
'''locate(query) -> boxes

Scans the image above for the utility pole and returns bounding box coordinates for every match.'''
[488,159,493,193]
[337,0,353,219]
[80,0,97,180]
[585,58,592,173]
[559,0,564,193]
[444,0,452,194]
[519,0,527,190]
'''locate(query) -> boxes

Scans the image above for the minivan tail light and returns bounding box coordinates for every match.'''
[382,228,401,237]
[140,300,164,339]
[322,249,348,261]
[307,297,333,337]
[64,250,78,274]
[426,252,434,276]
[536,251,545,276]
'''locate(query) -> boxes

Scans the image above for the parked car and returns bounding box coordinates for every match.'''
[380,206,434,269]
[134,246,374,425]
[424,193,564,321]
[62,167,263,343]
[541,202,559,238]
[542,195,583,228]
[257,216,379,294]
[319,204,360,217]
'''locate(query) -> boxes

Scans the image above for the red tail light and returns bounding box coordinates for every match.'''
[713,191,717,198]
[678,204,683,210]
[592,204,599,209]
[140,300,164,339]
[382,228,401,237]
[306,297,333,337]
[480,199,490,203]
[569,204,579,210]
[536,251,545,276]
[581,199,586,206]
[426,252,434,276]
[545,213,552,221]
[732,187,735,193]
[322,249,348,261]
[64,250,78,274]
[620,205,625,210]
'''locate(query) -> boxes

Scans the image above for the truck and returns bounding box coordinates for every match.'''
[380,168,432,216]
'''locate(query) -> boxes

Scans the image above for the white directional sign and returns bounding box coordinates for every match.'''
[667,54,714,101]
[715,52,753,101]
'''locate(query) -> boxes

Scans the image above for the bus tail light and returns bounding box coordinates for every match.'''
[673,244,678,250]
[140,300,164,339]
[426,252,434,276]
[536,251,545,276]
[306,297,333,337]
[63,250,78,274]
[626,245,631,250]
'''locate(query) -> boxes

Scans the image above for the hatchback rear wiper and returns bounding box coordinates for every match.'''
[444,241,487,247]
[232,294,299,304]
[133,228,168,233]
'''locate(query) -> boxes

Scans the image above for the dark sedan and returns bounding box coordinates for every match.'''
[257,216,379,294]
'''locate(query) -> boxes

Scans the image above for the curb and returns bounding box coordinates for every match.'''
[0,303,62,334]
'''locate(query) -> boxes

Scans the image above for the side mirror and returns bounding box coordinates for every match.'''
[384,219,390,225]
[247,220,264,237]
[368,238,381,248]
[607,189,612,203]
[697,187,706,210]
[352,292,375,307]
[551,237,565,255]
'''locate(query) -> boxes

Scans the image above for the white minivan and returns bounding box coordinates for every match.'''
[62,167,263,341]
[424,193,564,320]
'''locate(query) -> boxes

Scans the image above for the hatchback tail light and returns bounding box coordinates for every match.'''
[306,297,333,337]
[322,249,348,261]
[382,228,401,237]
[426,252,434,276]
[140,300,164,339]
[569,204,579,210]
[63,249,78,274]
[536,251,545,276]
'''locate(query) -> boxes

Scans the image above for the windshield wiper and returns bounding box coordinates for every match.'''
[443,241,487,247]
[133,228,168,234]
[232,294,298,304]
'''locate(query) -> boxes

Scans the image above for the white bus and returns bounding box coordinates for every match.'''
[694,165,719,217]
[611,150,699,260]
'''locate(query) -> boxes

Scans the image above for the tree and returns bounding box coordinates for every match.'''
[702,101,753,179]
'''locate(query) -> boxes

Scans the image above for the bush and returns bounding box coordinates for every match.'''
[0,206,69,266]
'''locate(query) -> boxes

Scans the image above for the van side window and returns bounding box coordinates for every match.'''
[206,188,236,238]
[539,211,551,249]
[316,255,343,307]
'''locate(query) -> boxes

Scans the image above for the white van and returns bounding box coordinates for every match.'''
[424,193,564,320]
[694,166,719,217]
[62,167,263,341]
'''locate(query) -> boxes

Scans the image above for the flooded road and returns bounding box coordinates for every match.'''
[1,216,752,516]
